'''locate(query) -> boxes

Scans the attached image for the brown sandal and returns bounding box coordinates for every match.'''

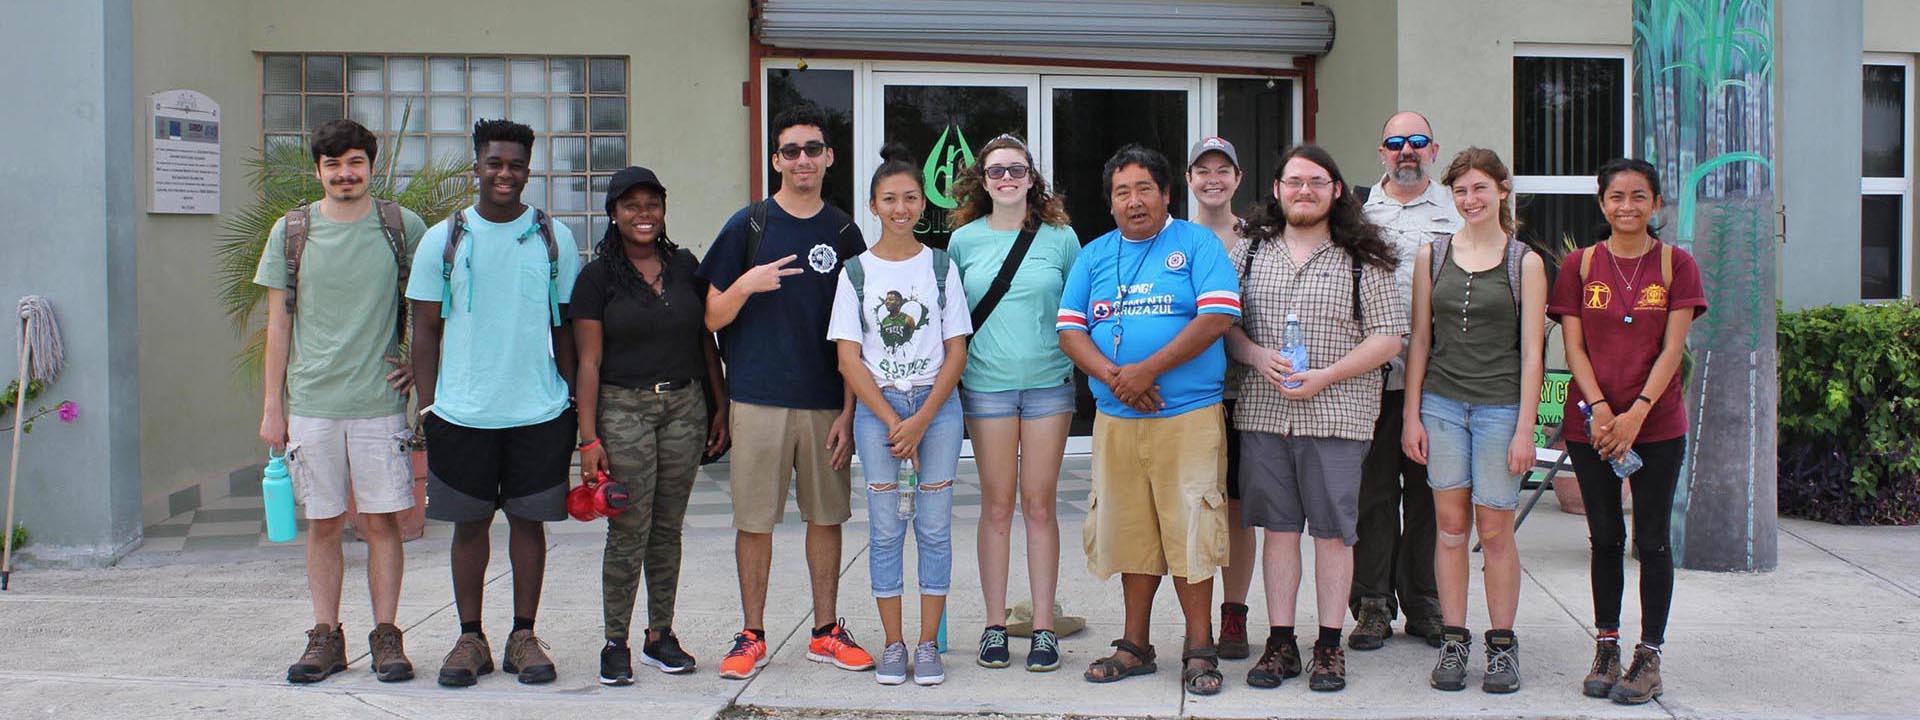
[1182,645,1223,695]
[1084,639,1157,683]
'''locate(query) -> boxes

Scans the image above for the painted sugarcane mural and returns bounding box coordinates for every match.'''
[1633,0,1778,571]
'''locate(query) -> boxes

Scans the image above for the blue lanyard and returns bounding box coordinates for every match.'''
[1110,229,1163,355]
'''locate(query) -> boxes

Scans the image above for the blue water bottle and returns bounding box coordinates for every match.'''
[1576,401,1644,478]
[1280,313,1309,389]
[263,451,298,543]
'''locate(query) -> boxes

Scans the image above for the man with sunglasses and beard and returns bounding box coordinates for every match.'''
[699,104,871,680]
[1348,111,1461,652]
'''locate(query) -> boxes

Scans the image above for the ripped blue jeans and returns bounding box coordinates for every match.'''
[854,386,961,598]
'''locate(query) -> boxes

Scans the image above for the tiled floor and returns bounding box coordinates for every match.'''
[138,457,1094,555]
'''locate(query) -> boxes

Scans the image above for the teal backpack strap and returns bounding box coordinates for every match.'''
[931,248,949,310]
[845,255,867,332]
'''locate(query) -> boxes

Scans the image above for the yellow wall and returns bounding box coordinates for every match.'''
[1313,0,1400,181]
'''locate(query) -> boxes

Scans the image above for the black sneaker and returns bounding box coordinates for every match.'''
[1026,629,1060,672]
[599,640,634,686]
[641,629,697,674]
[977,625,1011,668]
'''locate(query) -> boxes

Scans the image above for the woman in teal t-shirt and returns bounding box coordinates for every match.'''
[945,133,1080,672]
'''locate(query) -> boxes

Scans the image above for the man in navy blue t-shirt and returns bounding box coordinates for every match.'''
[697,104,871,679]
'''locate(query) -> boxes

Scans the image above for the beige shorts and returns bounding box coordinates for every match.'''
[286,413,415,520]
[728,401,852,533]
[1083,405,1229,581]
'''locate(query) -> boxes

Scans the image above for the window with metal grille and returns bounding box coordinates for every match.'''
[261,53,629,257]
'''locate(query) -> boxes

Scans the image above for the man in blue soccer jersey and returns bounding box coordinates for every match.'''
[1058,144,1241,696]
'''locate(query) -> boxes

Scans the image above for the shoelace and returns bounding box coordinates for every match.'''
[1031,632,1058,655]
[301,629,333,659]
[727,633,761,657]
[1486,644,1518,675]
[1312,645,1341,673]
[883,643,909,667]
[443,635,485,665]
[1622,651,1655,681]
[372,630,404,659]
[1222,612,1246,636]
[981,630,1009,651]
[1438,639,1470,670]
[914,642,940,665]
[824,621,861,649]
[1591,643,1619,674]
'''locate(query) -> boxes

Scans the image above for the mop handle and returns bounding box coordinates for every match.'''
[2,315,31,589]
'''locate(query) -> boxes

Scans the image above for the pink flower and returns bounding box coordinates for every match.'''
[57,401,77,423]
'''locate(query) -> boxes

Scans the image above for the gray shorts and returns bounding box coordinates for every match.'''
[1239,432,1370,545]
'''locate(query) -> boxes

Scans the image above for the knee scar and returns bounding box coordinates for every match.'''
[1437,531,1469,548]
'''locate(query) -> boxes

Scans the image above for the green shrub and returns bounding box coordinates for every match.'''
[1777,300,1920,525]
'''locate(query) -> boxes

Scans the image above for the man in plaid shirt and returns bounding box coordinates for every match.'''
[1224,145,1408,693]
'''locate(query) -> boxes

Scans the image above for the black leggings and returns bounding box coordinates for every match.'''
[1567,437,1686,646]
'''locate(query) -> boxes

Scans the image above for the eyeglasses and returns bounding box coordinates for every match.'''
[1381,134,1432,151]
[984,164,1030,180]
[1279,178,1334,192]
[776,142,827,160]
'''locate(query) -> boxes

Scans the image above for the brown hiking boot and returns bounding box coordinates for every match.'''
[1349,597,1393,650]
[503,628,557,684]
[1609,644,1663,705]
[1218,603,1251,660]
[436,632,494,687]
[1245,635,1302,689]
[1582,639,1622,697]
[368,623,414,682]
[287,623,347,683]
[1308,643,1347,692]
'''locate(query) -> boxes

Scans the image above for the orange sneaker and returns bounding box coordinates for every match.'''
[806,619,875,671]
[718,630,768,680]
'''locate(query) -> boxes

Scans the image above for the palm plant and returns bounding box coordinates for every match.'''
[213,111,474,381]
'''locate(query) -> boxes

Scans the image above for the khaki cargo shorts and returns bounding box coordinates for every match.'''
[1083,404,1229,581]
[728,401,852,533]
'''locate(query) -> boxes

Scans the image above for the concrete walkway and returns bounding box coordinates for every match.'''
[2,463,1916,719]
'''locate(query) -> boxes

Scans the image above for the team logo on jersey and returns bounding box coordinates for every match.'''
[1090,300,1115,320]
[808,244,839,273]
[1583,281,1612,310]
[1635,283,1669,311]
[1164,251,1188,271]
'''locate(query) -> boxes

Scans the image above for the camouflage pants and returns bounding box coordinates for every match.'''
[599,382,708,639]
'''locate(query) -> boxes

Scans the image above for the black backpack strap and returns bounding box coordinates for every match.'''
[1351,253,1365,326]
[439,209,467,318]
[532,208,561,327]
[282,200,312,316]
[970,226,1038,331]
[743,199,770,275]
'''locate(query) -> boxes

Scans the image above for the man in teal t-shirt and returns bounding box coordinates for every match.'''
[406,119,580,688]
[254,119,426,685]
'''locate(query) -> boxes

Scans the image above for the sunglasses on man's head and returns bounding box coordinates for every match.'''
[776,142,827,160]
[1382,134,1432,151]
[984,164,1030,180]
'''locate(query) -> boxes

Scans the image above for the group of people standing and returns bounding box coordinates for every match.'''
[255,102,1703,707]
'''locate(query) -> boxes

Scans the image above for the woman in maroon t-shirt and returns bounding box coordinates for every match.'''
[1545,159,1707,706]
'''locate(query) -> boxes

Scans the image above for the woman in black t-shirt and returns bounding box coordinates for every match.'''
[571,166,729,685]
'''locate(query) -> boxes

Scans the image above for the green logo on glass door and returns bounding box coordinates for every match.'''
[923,125,975,210]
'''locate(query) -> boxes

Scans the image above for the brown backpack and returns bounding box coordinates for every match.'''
[282,199,411,345]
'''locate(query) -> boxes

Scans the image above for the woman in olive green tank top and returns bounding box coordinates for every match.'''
[1400,149,1548,694]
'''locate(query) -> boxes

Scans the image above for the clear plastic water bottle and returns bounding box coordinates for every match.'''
[1280,313,1309,389]
[263,451,298,543]
[1576,401,1645,478]
[896,461,917,521]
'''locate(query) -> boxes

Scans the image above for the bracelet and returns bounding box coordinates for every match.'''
[1633,394,1654,408]
[578,437,601,451]
[1590,399,1611,411]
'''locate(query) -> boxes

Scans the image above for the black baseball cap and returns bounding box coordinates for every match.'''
[604,166,667,215]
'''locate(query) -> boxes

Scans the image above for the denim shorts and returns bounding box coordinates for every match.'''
[854,386,962,598]
[960,382,1076,420]
[1420,392,1525,510]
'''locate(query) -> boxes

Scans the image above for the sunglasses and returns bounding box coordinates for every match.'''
[1381,134,1432,151]
[776,142,827,161]
[984,164,1030,180]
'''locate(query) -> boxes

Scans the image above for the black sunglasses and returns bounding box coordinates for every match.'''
[984,164,1030,180]
[776,142,827,161]
[1382,134,1432,151]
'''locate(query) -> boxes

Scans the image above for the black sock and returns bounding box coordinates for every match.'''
[459,620,482,636]
[747,628,765,640]
[813,621,837,638]
[606,637,626,649]
[1269,626,1295,644]
[1317,626,1342,648]
[512,616,535,633]
[1444,625,1473,641]
[986,624,1007,631]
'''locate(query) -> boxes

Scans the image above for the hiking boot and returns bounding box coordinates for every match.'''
[1609,644,1662,705]
[1582,639,1622,698]
[1349,597,1393,650]
[1308,643,1347,692]
[641,629,696,674]
[599,640,634,686]
[977,625,1011,668]
[1026,629,1061,672]
[719,630,768,680]
[1246,635,1302,689]
[912,641,946,686]
[367,623,414,682]
[436,632,493,687]
[502,628,557,684]
[1406,616,1446,648]
[807,619,875,671]
[1482,630,1521,694]
[875,641,909,685]
[286,623,347,684]
[1429,628,1471,691]
[1218,602,1251,660]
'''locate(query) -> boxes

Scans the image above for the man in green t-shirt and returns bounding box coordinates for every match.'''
[253,119,426,685]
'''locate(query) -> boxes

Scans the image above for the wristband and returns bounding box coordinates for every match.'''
[1633,394,1654,408]
[1590,399,1611,411]
[578,437,601,451]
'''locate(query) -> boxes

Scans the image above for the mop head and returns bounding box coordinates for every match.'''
[17,296,62,384]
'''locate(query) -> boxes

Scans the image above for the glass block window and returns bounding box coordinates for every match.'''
[261,53,630,256]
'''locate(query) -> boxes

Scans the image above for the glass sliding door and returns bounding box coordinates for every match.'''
[865,73,1040,248]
